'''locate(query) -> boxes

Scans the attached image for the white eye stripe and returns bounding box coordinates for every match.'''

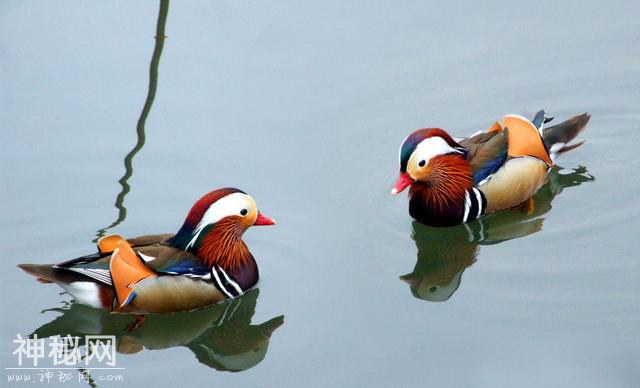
[186,193,255,249]
[412,137,461,166]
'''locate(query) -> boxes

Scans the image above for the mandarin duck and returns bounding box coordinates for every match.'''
[400,166,594,301]
[391,111,590,226]
[19,188,275,313]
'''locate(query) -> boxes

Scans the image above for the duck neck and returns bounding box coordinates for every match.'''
[197,220,259,290]
[409,155,475,226]
[170,220,259,289]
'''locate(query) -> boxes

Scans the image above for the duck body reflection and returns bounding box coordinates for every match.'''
[31,289,284,372]
[401,166,594,302]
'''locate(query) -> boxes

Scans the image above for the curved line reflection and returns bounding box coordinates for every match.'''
[95,0,169,242]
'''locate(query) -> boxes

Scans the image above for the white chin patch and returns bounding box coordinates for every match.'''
[187,193,254,249]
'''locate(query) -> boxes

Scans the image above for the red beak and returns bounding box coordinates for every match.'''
[254,211,276,226]
[391,172,414,195]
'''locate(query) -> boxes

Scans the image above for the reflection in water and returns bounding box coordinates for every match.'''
[400,166,595,302]
[95,0,170,242]
[31,289,284,372]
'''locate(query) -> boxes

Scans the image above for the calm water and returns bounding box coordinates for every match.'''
[2,1,640,387]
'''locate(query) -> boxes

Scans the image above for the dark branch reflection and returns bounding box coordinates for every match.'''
[400,166,595,302]
[95,0,170,242]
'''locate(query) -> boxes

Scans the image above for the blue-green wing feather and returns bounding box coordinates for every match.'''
[460,130,509,185]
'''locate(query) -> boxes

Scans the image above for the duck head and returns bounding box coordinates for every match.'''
[391,128,470,195]
[168,188,275,268]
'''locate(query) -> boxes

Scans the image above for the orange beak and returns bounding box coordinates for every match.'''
[254,211,276,226]
[391,172,413,195]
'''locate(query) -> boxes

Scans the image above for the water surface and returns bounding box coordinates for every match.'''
[2,1,639,387]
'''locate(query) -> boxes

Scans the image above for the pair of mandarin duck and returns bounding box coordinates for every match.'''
[20,110,590,313]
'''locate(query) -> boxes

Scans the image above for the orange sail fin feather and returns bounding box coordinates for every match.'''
[487,115,553,167]
[486,121,504,133]
[110,240,157,309]
[97,234,125,254]
[501,115,553,167]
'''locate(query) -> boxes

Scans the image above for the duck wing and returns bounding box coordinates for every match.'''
[460,130,509,185]
[52,234,209,286]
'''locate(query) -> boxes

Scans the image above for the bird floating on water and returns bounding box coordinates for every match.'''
[392,110,590,226]
[19,188,276,313]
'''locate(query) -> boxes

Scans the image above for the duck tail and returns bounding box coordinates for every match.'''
[18,264,58,284]
[18,263,85,284]
[259,315,285,337]
[542,113,590,162]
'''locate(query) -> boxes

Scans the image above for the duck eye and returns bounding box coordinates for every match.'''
[240,209,248,216]
[419,160,426,167]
